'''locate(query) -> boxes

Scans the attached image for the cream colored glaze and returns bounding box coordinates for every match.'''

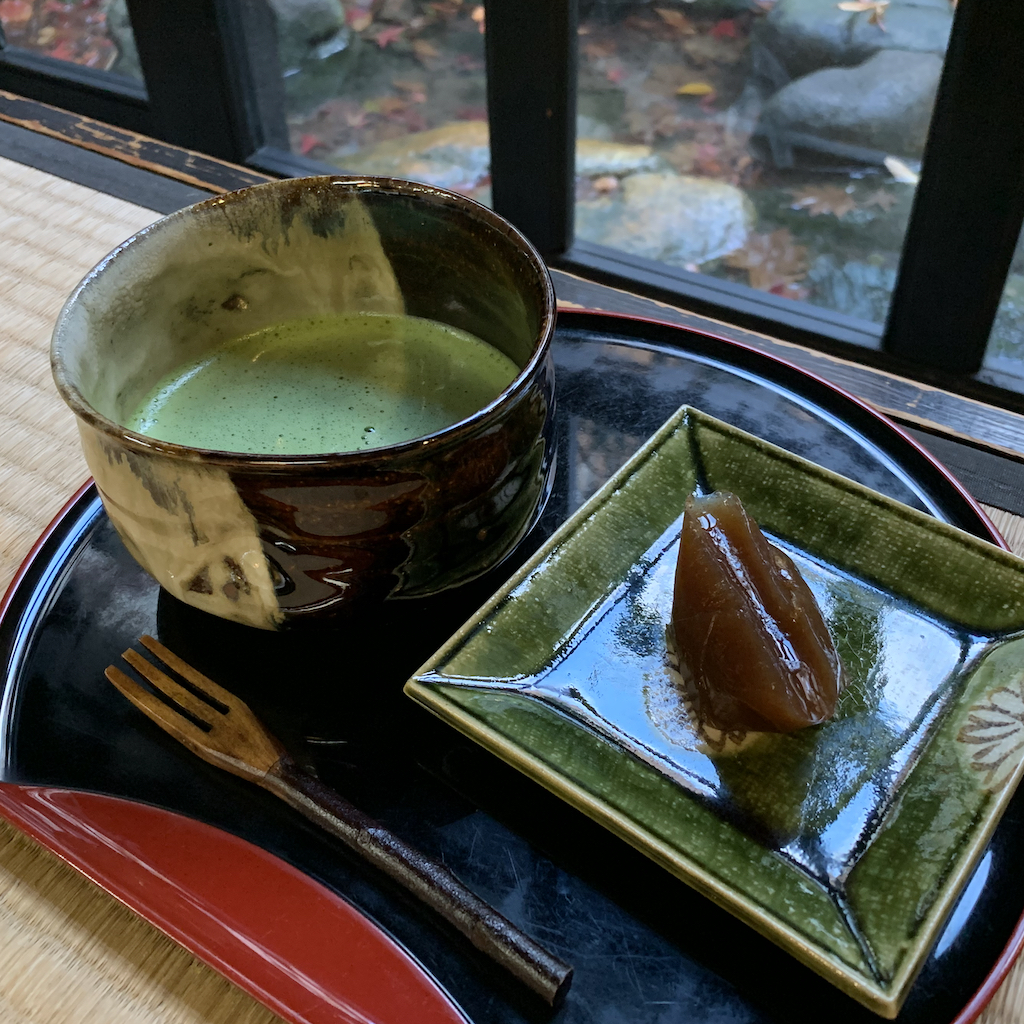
[80,426,283,630]
[67,194,406,427]
[62,192,419,629]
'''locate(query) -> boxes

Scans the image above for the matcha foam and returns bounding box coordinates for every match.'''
[127,312,520,455]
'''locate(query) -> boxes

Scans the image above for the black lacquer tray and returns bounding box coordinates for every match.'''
[2,311,1021,1024]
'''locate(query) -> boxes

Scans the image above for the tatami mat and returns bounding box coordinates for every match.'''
[0,154,1018,1023]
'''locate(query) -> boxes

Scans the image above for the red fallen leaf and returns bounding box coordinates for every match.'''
[606,65,627,84]
[48,39,78,61]
[299,134,322,155]
[375,24,405,47]
[711,18,740,37]
[347,7,373,30]
[0,0,32,25]
[769,281,810,301]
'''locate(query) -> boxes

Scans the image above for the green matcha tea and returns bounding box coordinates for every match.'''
[126,312,520,454]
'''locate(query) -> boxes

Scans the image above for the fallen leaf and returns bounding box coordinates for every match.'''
[374,24,405,47]
[654,7,695,33]
[770,281,811,301]
[837,0,889,29]
[299,133,322,155]
[863,188,897,211]
[643,62,692,97]
[592,175,619,194]
[725,229,808,292]
[677,81,715,96]
[583,39,618,59]
[710,18,740,38]
[412,38,441,61]
[393,78,428,102]
[884,155,919,184]
[347,8,373,31]
[471,4,484,32]
[0,0,32,24]
[683,34,744,66]
[48,39,77,61]
[377,96,408,116]
[606,64,627,84]
[788,184,857,218]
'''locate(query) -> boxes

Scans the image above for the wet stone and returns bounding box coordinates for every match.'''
[332,120,491,193]
[758,49,943,163]
[754,0,953,80]
[576,171,754,266]
[269,0,348,72]
[334,122,669,194]
[575,138,666,177]
[805,253,897,324]
[984,273,1024,373]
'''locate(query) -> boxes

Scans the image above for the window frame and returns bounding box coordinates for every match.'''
[0,0,1022,403]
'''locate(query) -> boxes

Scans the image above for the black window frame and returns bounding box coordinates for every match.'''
[1,0,1022,409]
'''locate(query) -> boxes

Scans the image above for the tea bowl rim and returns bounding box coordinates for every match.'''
[50,174,556,472]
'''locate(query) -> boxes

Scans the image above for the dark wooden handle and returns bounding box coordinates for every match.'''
[263,757,573,1006]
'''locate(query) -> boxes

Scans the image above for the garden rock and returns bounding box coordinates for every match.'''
[985,274,1024,375]
[101,0,141,80]
[581,0,753,18]
[334,120,491,192]
[269,0,348,71]
[806,254,896,323]
[337,122,666,191]
[758,49,943,163]
[754,0,953,80]
[576,171,754,266]
[576,139,665,177]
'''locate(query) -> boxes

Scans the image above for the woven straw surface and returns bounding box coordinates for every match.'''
[0,154,1019,1023]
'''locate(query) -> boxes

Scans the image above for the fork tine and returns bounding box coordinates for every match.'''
[105,665,213,759]
[109,639,285,779]
[122,648,218,726]
[139,635,236,709]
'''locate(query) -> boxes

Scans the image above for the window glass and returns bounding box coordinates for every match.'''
[574,0,952,328]
[277,0,489,204]
[0,0,141,79]
[981,231,1024,389]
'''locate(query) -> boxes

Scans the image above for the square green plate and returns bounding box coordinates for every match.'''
[404,406,1024,1018]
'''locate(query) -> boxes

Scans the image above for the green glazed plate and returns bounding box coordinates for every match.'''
[404,406,1024,1018]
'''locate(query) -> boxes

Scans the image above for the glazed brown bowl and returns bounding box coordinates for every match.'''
[51,176,555,629]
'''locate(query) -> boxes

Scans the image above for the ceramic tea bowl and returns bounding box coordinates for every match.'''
[51,176,556,629]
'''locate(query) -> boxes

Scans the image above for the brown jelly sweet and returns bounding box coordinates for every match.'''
[671,491,842,733]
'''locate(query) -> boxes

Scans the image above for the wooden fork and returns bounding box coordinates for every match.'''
[106,635,573,1006]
